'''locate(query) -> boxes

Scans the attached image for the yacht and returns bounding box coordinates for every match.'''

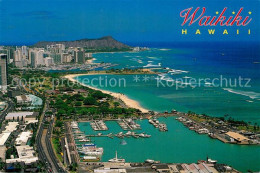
[108,151,125,163]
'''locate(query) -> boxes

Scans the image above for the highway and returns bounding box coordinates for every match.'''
[0,99,15,123]
[36,101,66,173]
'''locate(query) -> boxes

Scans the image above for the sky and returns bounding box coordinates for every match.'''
[0,0,259,45]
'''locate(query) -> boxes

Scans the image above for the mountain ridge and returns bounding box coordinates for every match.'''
[32,36,131,49]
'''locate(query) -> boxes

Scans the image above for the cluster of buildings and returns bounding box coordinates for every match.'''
[0,112,39,171]
[176,116,259,145]
[0,45,93,91]
[8,44,92,68]
[90,160,238,173]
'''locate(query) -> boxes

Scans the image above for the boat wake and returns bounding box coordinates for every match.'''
[223,88,260,100]
[159,48,171,51]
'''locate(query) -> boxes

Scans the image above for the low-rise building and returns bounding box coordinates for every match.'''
[0,146,7,161]
[3,122,19,133]
[225,131,250,144]
[5,112,38,122]
[0,101,7,111]
[6,145,38,165]
[15,131,32,146]
[16,95,32,105]
[0,132,11,146]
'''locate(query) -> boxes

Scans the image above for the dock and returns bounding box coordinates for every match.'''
[81,132,151,139]
[118,119,141,130]
[149,118,168,132]
[90,120,108,131]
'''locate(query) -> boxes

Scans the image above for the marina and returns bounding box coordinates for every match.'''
[75,117,260,172]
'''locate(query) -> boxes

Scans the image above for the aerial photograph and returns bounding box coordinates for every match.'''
[0,0,259,172]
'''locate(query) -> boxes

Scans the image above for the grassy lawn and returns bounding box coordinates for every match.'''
[52,138,63,163]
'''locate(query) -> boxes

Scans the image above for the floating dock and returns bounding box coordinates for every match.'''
[90,120,108,131]
[118,119,141,130]
[149,118,168,132]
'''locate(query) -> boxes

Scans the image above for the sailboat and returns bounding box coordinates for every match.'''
[108,151,125,163]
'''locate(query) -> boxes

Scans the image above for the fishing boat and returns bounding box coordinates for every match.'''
[108,151,125,163]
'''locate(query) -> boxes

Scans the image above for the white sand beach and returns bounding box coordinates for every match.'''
[64,74,149,113]
[86,58,97,64]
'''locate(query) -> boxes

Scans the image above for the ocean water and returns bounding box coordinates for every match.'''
[78,118,260,172]
[77,42,260,123]
[75,42,260,171]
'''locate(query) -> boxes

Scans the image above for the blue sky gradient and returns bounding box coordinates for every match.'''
[0,0,259,45]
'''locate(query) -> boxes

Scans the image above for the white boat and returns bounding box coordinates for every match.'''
[125,131,131,136]
[108,151,125,163]
[139,133,145,137]
[145,159,155,163]
[83,151,103,156]
[83,156,100,162]
[79,139,90,142]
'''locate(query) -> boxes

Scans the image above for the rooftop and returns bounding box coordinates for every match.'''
[226,131,249,142]
[6,112,34,118]
[15,131,32,146]
[0,132,11,146]
[3,122,19,133]
[6,145,38,164]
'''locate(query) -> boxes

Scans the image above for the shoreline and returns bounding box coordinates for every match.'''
[64,73,149,113]
[86,58,97,64]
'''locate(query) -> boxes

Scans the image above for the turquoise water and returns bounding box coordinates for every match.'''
[78,117,260,172]
[77,74,260,124]
[76,43,260,172]
[87,43,260,124]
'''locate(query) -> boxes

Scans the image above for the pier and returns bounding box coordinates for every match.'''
[149,118,168,132]
[78,132,151,139]
[90,120,108,131]
[118,118,141,130]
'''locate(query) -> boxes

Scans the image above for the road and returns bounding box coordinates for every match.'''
[0,99,15,124]
[36,100,66,173]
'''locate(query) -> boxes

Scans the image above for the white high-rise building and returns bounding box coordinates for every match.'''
[21,46,28,58]
[36,50,45,66]
[0,54,8,91]
[44,57,54,67]
[14,49,23,68]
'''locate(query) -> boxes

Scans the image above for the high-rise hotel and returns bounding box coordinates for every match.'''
[0,54,8,91]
